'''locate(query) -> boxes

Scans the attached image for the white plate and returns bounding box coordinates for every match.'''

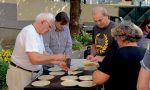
[49,71,65,76]
[84,66,97,71]
[78,81,96,87]
[38,75,54,80]
[68,70,83,75]
[83,60,98,66]
[48,66,62,71]
[61,76,78,80]
[61,80,79,86]
[70,66,79,71]
[79,75,92,81]
[31,81,50,87]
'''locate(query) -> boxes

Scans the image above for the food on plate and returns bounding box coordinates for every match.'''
[31,81,50,87]
[61,80,79,86]
[38,75,54,80]
[83,60,97,66]
[68,70,83,75]
[84,66,97,71]
[78,81,96,87]
[79,75,92,81]
[49,71,65,76]
[60,76,78,80]
[48,66,62,71]
[70,66,79,71]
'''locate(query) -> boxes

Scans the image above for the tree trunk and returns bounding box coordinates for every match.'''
[69,0,81,35]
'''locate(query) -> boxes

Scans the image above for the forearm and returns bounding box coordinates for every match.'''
[91,44,96,56]
[137,67,150,90]
[27,52,65,65]
[92,70,110,85]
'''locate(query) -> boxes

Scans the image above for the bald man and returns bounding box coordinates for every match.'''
[87,6,118,62]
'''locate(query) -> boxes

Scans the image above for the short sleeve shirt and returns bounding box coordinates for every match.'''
[92,21,117,56]
[141,45,150,70]
[11,24,45,71]
[99,46,146,90]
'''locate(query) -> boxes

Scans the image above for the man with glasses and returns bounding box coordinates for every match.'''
[42,12,72,73]
[6,12,69,90]
[87,6,118,62]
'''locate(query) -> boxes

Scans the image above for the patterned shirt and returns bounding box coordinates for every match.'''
[92,21,118,56]
[42,26,72,56]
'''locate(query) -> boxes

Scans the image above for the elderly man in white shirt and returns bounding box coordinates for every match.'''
[6,12,68,90]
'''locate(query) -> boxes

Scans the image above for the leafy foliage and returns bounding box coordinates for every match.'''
[0,61,9,89]
[72,40,83,50]
[0,49,12,62]
[0,44,12,89]
[72,30,92,50]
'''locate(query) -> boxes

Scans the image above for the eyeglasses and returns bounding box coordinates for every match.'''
[44,20,52,28]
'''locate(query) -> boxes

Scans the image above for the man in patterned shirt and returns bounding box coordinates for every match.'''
[42,12,72,72]
[87,6,118,62]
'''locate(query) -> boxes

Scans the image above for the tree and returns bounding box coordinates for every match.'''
[69,0,81,35]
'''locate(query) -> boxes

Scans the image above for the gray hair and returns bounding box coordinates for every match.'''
[35,12,55,22]
[111,21,143,42]
[92,6,108,16]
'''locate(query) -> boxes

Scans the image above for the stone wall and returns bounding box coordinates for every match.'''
[0,3,32,49]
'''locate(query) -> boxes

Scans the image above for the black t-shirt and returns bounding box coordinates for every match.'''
[92,21,118,56]
[99,46,146,90]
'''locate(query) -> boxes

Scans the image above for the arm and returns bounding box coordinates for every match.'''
[92,70,110,85]
[27,52,66,65]
[92,49,114,84]
[137,46,150,90]
[91,44,96,56]
[64,26,72,56]
[42,31,53,54]
[137,67,150,90]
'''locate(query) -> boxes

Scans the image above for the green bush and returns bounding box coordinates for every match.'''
[0,61,9,89]
[0,41,11,89]
[72,30,92,50]
[72,40,83,50]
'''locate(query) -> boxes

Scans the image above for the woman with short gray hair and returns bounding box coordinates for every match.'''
[92,21,146,90]
[111,21,143,43]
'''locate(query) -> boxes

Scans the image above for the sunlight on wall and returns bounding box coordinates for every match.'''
[0,0,16,3]
[0,0,119,22]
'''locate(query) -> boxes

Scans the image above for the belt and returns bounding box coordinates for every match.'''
[10,62,39,73]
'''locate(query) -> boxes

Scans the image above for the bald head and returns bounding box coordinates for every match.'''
[92,6,110,28]
[92,6,108,16]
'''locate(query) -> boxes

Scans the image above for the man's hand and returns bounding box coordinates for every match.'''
[91,56,104,62]
[58,62,69,71]
[87,55,94,60]
[50,61,69,71]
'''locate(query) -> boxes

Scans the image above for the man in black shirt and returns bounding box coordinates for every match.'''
[92,21,146,90]
[87,6,117,62]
